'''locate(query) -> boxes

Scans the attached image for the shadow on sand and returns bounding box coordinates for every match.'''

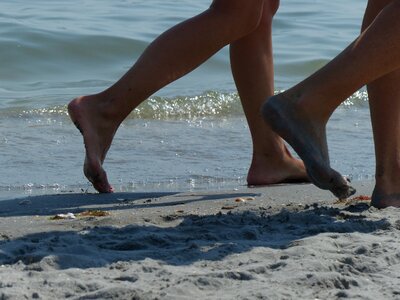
[0,193,388,270]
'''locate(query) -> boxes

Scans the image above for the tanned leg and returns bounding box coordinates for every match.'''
[68,0,266,192]
[362,0,400,208]
[262,0,400,199]
[230,0,308,186]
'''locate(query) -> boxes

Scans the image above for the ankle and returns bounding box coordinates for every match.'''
[372,177,400,208]
[250,145,300,170]
[281,89,333,124]
[85,92,127,122]
[375,169,400,195]
[251,142,289,164]
[247,148,307,186]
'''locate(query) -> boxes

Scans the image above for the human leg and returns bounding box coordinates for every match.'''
[362,0,400,208]
[262,0,400,199]
[68,0,266,192]
[229,0,308,186]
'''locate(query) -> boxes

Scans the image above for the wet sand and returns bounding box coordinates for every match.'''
[0,181,399,299]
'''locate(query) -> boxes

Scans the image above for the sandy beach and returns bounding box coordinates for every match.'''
[0,181,399,299]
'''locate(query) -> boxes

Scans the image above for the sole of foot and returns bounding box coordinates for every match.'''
[262,96,356,200]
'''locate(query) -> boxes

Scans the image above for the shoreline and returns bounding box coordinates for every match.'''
[1,181,399,299]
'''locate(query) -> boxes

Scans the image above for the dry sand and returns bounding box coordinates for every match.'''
[0,181,399,299]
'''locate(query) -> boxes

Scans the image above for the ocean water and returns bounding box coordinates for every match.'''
[0,0,372,199]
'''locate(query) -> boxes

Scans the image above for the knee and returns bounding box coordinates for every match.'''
[209,0,265,37]
[266,0,280,16]
[258,0,280,28]
[362,0,395,31]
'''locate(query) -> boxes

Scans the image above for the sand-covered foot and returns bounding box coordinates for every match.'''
[68,96,116,193]
[371,188,400,208]
[247,148,309,186]
[261,94,355,199]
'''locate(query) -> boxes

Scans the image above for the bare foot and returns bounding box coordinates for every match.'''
[68,95,118,193]
[371,189,400,208]
[371,178,400,208]
[261,94,356,199]
[247,147,309,186]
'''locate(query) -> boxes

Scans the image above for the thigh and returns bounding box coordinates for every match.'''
[209,0,264,15]
[363,0,395,29]
[208,0,265,35]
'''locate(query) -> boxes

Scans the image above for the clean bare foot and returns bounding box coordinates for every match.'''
[261,94,356,199]
[246,147,309,186]
[68,95,118,193]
